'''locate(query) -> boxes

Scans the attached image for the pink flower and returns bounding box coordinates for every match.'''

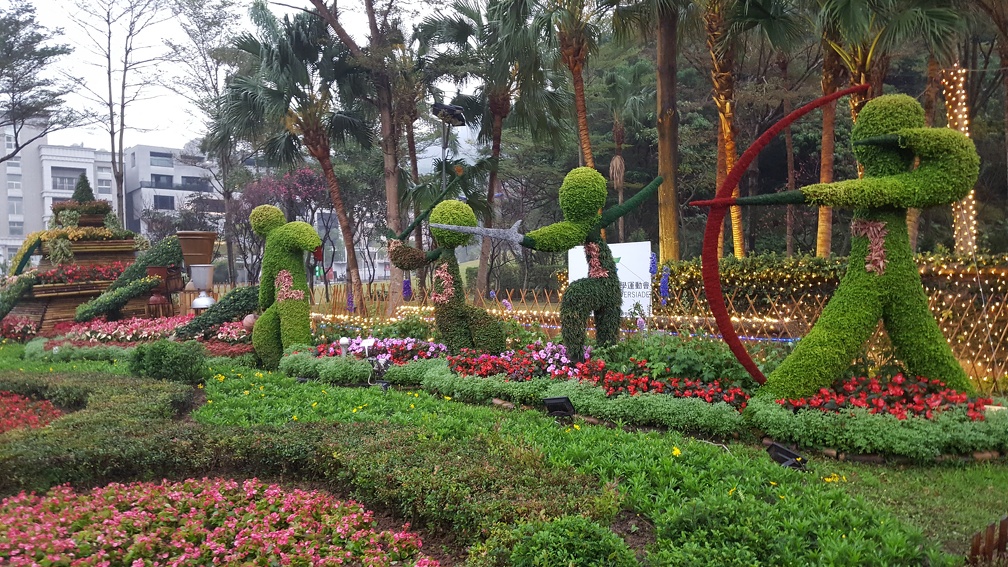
[275,270,305,302]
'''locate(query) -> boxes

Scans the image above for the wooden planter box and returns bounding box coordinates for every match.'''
[39,239,137,268]
[30,280,114,298]
[78,214,107,227]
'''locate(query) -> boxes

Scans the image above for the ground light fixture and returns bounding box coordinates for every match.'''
[543,396,576,418]
[766,442,807,471]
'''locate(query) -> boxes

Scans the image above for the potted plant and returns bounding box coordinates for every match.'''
[176,231,218,266]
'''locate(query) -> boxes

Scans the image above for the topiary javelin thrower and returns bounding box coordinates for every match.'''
[694,92,979,399]
[433,168,662,362]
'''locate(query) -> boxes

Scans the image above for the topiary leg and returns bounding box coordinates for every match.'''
[594,302,621,349]
[436,304,475,354]
[883,283,973,393]
[763,272,883,400]
[253,305,283,370]
[560,278,600,363]
[278,298,312,351]
[467,306,506,354]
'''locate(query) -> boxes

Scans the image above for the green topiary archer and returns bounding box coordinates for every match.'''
[721,94,980,398]
[250,205,321,369]
[433,167,663,361]
[72,173,96,203]
[388,199,505,355]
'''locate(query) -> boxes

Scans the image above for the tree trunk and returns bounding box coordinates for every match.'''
[611,117,625,242]
[816,46,841,257]
[656,14,680,262]
[706,3,743,257]
[1003,44,1008,204]
[312,147,365,317]
[943,63,977,255]
[405,116,426,301]
[570,62,594,169]
[909,55,941,251]
[377,80,403,315]
[782,86,796,257]
[477,97,508,299]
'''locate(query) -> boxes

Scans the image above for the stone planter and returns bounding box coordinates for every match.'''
[176,231,217,267]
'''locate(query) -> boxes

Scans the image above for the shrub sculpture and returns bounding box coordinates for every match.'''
[433,168,661,361]
[700,94,980,399]
[388,200,505,355]
[251,205,321,369]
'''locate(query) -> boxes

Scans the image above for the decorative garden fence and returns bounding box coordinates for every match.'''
[968,515,1008,566]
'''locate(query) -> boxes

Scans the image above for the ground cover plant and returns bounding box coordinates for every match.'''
[0,391,62,434]
[0,477,439,566]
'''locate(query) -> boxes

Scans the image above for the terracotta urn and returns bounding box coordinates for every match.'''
[242,313,258,331]
[176,231,218,267]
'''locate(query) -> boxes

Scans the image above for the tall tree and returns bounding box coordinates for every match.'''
[611,0,683,261]
[75,0,168,226]
[418,0,566,297]
[601,59,653,242]
[307,0,409,315]
[970,0,1007,201]
[164,0,248,284]
[0,0,78,164]
[816,0,963,254]
[222,0,371,313]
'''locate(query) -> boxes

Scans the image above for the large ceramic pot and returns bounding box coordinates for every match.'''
[176,231,218,267]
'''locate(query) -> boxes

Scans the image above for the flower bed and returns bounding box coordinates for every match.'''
[777,373,992,421]
[59,314,195,342]
[0,477,438,566]
[447,341,589,381]
[0,391,62,434]
[33,262,128,285]
[0,317,38,342]
[316,336,447,365]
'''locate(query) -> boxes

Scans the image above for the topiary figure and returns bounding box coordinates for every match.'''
[433,167,663,361]
[701,94,980,398]
[250,205,321,369]
[387,199,505,355]
[72,173,96,203]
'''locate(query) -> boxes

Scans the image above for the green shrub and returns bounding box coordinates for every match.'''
[383,358,448,386]
[278,351,322,380]
[72,173,96,203]
[129,340,208,385]
[510,516,637,567]
[371,315,435,340]
[177,285,259,339]
[23,339,131,364]
[317,356,372,385]
[75,276,162,322]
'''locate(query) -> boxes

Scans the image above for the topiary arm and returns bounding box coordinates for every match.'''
[524,220,593,252]
[598,176,662,227]
[273,222,323,252]
[388,240,440,271]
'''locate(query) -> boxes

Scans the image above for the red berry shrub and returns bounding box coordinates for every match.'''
[0,392,62,434]
[776,374,992,421]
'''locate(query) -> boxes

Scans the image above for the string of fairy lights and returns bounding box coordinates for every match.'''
[942,62,977,256]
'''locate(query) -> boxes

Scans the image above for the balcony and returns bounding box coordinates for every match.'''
[138,180,212,192]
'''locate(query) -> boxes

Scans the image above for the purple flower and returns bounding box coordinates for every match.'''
[403,278,412,301]
[649,251,658,276]
[659,266,670,299]
[347,289,355,312]
[489,290,496,299]
[636,317,647,333]
[502,299,513,311]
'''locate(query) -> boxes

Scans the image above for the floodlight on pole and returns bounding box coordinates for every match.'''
[432,102,466,196]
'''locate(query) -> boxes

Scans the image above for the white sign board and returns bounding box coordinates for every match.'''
[568,241,653,316]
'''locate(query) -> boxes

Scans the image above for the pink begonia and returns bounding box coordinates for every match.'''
[275,270,305,302]
[429,263,454,305]
[0,477,438,566]
[214,321,250,344]
[64,315,194,343]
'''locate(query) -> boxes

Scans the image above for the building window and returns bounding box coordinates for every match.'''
[4,135,12,150]
[7,246,19,261]
[9,221,23,236]
[97,166,112,175]
[52,176,76,191]
[150,151,173,168]
[97,178,112,194]
[6,175,20,191]
[153,195,174,210]
[130,152,136,168]
[151,174,173,189]
[8,197,22,216]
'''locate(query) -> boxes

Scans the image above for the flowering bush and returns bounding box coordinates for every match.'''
[0,477,438,566]
[0,391,62,434]
[581,358,750,410]
[63,315,194,343]
[0,317,38,342]
[776,373,993,421]
[33,262,127,285]
[212,321,250,344]
[316,336,447,365]
[447,341,592,381]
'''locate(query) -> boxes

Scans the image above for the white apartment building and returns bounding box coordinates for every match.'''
[0,126,222,265]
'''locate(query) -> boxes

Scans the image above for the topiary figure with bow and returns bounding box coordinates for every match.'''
[387,199,506,355]
[251,204,322,369]
[433,167,662,362]
[695,93,980,399]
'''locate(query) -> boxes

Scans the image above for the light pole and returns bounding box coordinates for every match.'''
[431,102,466,196]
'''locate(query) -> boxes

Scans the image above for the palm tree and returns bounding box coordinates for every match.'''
[969,0,1007,199]
[601,59,653,241]
[419,0,566,297]
[221,0,371,313]
[815,0,963,254]
[610,0,684,261]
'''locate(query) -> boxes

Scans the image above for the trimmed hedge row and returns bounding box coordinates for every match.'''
[278,351,373,385]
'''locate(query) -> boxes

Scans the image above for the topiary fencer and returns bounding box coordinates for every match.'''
[388,199,505,355]
[701,94,980,398]
[433,167,663,362]
[251,205,322,369]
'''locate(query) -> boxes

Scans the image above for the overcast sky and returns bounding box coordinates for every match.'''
[32,0,413,152]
